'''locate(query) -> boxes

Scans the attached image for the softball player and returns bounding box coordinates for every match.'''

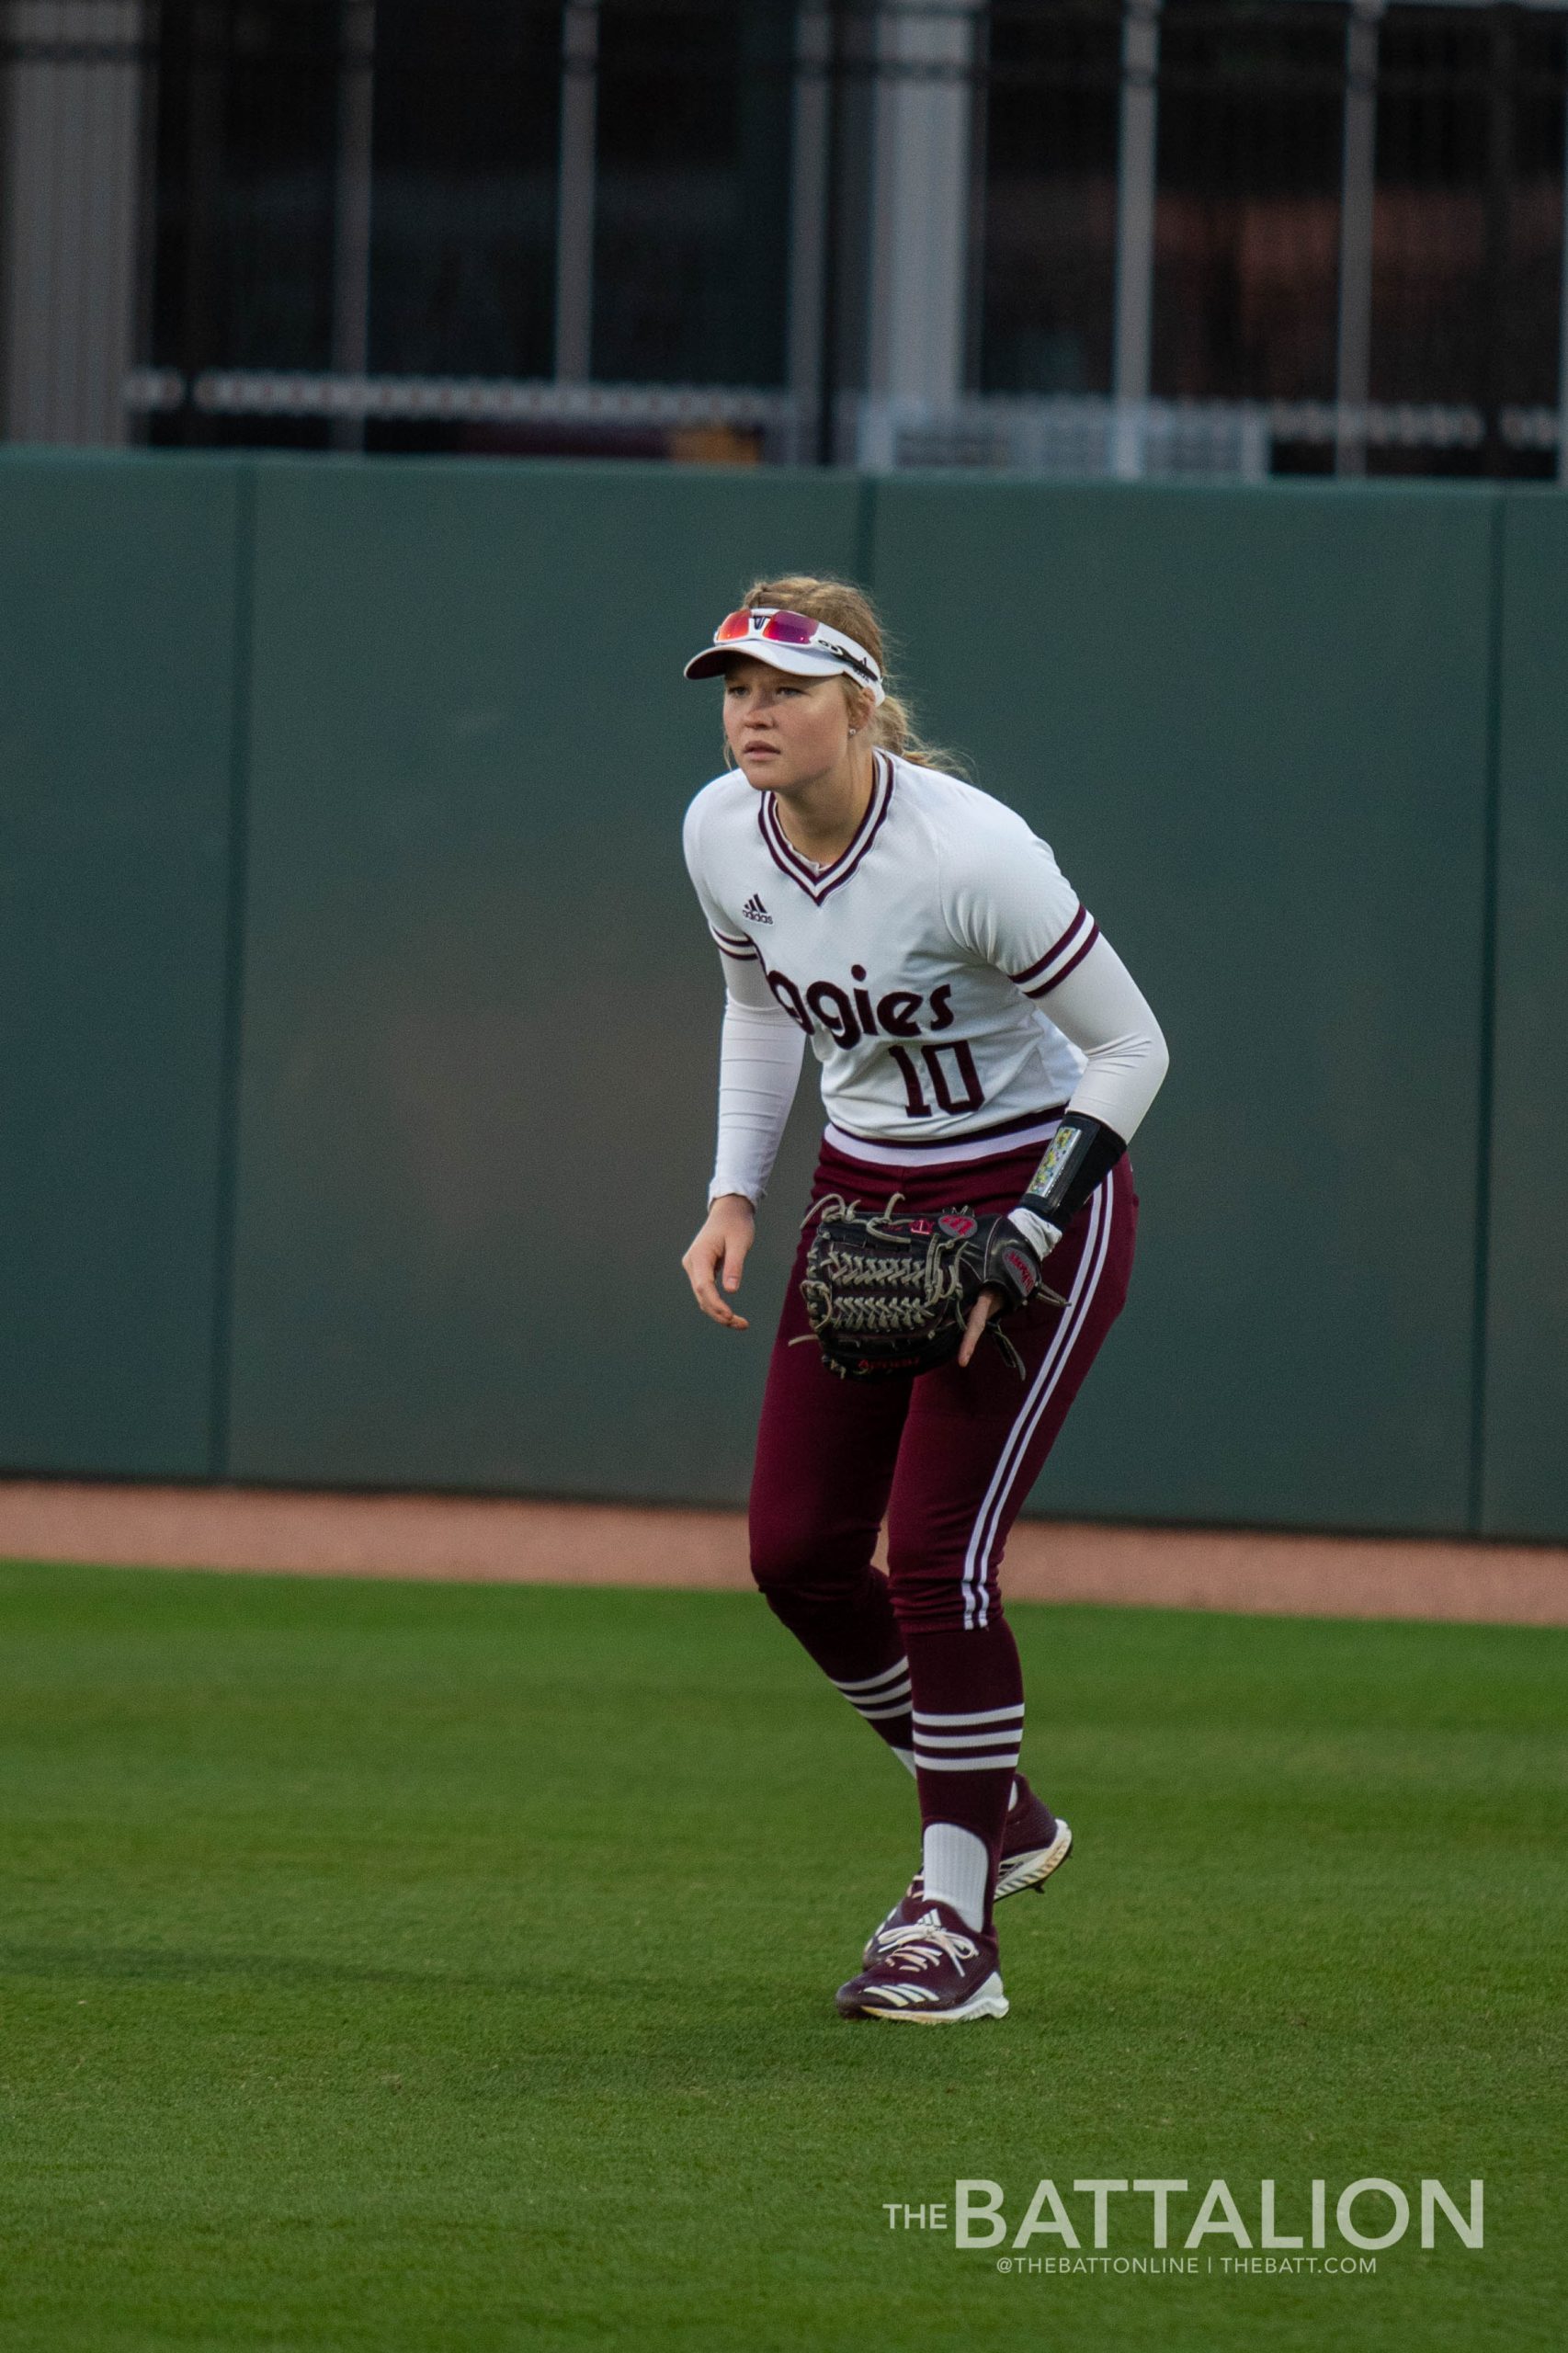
[680,577,1168,2022]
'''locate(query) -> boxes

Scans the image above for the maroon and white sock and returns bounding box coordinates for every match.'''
[922,1823,990,1931]
[903,1618,1027,1921]
[757,1571,915,1768]
[827,1658,915,1772]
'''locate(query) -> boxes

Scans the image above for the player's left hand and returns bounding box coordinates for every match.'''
[957,1285,1006,1370]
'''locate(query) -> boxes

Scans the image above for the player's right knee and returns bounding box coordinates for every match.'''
[749,1526,861,1608]
[748,1528,815,1598]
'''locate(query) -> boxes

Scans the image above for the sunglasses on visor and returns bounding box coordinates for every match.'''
[712,608,880,685]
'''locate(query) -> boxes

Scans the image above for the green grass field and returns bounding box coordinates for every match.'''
[0,1561,1562,2352]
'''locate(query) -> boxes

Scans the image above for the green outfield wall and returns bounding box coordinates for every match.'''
[0,456,243,1480]
[0,450,1562,1541]
[1484,496,1568,1541]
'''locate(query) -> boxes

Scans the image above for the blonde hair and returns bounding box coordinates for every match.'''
[733,575,960,772]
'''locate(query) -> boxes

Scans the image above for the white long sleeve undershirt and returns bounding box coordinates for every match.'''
[707,983,806,1206]
[1047,932,1170,1142]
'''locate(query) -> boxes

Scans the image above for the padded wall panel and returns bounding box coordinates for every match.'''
[1481,494,1568,1539]
[227,460,862,1497]
[0,453,241,1476]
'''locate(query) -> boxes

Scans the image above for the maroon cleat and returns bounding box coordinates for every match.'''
[862,1776,1074,1966]
[836,1899,1008,2023]
[996,1778,1074,1901]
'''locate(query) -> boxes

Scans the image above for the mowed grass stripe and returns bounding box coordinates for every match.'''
[0,1563,1562,2352]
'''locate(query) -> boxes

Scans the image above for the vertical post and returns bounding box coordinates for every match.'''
[172,0,227,441]
[1557,14,1568,483]
[1335,0,1381,479]
[1,0,147,445]
[1479,4,1517,479]
[331,0,376,453]
[866,0,983,427]
[790,2,831,460]
[1111,0,1161,480]
[962,0,991,398]
[814,0,857,466]
[554,0,598,385]
[127,0,162,439]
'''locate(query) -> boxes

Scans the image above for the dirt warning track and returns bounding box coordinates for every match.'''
[0,1479,1564,1627]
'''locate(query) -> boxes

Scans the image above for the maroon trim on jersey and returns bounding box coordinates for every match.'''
[828,1103,1069,1155]
[1008,903,1091,986]
[711,925,759,961]
[1022,919,1100,996]
[756,752,895,904]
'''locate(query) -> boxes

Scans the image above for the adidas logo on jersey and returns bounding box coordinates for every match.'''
[743,894,772,924]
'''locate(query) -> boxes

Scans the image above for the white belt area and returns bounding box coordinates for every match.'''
[823,1112,1062,1171]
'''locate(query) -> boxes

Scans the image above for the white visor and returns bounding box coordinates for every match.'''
[683,608,886,704]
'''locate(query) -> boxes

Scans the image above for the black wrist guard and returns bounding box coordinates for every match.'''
[1019,1112,1128,1228]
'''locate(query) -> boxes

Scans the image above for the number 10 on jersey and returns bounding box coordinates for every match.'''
[888,1040,986,1120]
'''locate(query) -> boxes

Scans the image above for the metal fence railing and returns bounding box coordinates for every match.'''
[4,0,1567,477]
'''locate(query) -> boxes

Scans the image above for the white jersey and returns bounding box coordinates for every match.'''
[685,752,1168,1199]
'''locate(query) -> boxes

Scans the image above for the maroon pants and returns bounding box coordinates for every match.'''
[749,1132,1138,1637]
[747,1130,1137,1898]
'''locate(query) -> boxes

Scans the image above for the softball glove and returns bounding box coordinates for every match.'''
[797,1195,1065,1381]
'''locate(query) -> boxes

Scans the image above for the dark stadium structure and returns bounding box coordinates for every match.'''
[5,0,1568,477]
